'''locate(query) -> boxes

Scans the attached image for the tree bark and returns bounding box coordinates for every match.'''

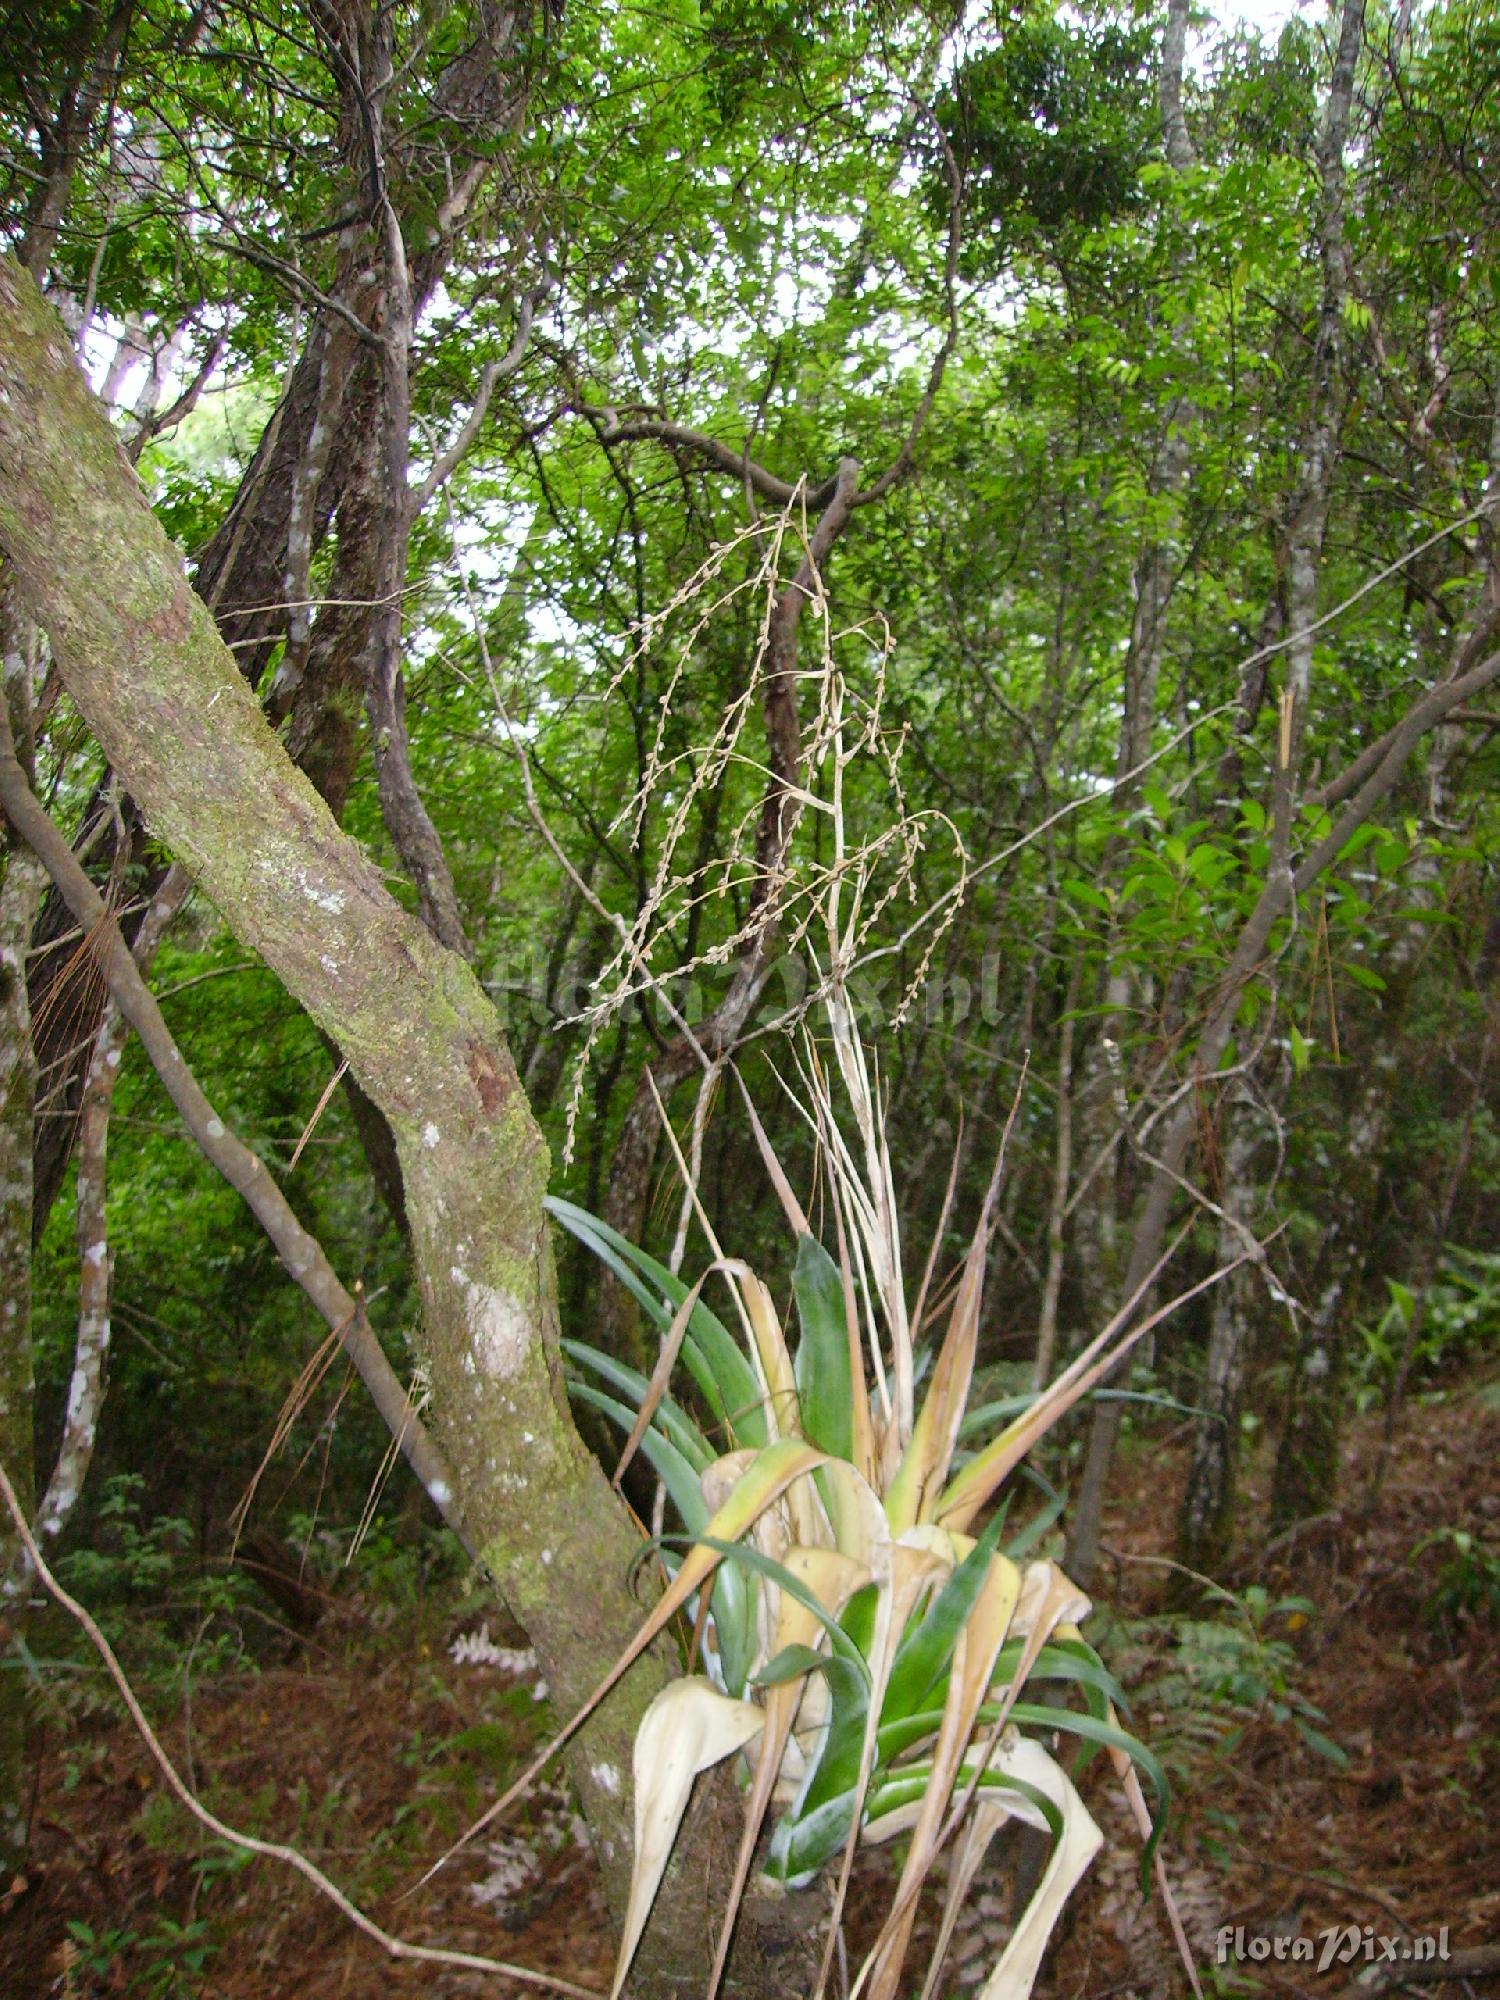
[0,604,44,1871]
[0,251,695,1939]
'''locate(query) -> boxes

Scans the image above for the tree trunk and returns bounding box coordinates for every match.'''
[1068,0,1368,1586]
[22,0,541,1241]
[0,604,44,1871]
[0,253,793,1989]
[1270,1057,1391,1527]
[1176,1101,1265,1579]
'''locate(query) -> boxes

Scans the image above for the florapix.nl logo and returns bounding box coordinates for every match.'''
[1215,1924,1451,1974]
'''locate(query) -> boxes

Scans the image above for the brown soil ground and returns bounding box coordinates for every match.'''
[4,1377,1496,2000]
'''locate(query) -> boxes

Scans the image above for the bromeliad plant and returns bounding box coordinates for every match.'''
[550,982,1223,2000]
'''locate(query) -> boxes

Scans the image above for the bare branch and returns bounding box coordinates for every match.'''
[577,403,843,510]
[0,1457,600,2000]
[0,709,467,1546]
[126,329,229,465]
[411,291,540,516]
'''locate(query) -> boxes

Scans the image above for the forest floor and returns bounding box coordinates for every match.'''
[4,1372,1497,2000]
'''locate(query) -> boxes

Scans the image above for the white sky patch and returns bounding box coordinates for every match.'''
[1223,0,1307,36]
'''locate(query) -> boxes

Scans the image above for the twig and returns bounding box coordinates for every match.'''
[1246,1858,1416,1937]
[0,1458,601,2000]
[126,329,229,464]
[289,1057,350,1172]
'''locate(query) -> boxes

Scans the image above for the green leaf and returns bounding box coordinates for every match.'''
[684,1535,871,1683]
[562,1339,714,1471]
[1344,963,1387,993]
[566,1382,709,1532]
[753,1643,830,1688]
[764,1643,873,1884]
[958,1393,1039,1439]
[1062,875,1113,913]
[839,1582,879,1660]
[791,1233,853,1462]
[865,1761,1064,1842]
[1007,1701,1170,1880]
[1293,1720,1348,1768]
[884,1509,1010,1721]
[1004,1484,1067,1559]
[547,1198,766,1446]
[1335,823,1383,864]
[567,1385,756,1693]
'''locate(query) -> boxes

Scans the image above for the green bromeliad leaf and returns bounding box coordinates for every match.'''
[864,1760,1064,1843]
[566,1381,709,1531]
[792,1232,854,1461]
[547,1197,766,1446]
[884,1510,1010,1720]
[567,1381,759,1692]
[763,1642,872,1883]
[752,1642,830,1688]
[562,1339,714,1472]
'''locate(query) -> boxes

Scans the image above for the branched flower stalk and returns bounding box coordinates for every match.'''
[540,492,967,1165]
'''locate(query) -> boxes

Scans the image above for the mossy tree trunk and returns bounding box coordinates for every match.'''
[0,253,794,1993]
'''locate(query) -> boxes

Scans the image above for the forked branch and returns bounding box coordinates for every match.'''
[0,707,465,1546]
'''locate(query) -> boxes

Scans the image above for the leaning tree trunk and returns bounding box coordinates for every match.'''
[22,0,542,1243]
[0,254,809,1998]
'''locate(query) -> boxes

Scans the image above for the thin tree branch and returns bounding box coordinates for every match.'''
[576,404,842,510]
[126,329,229,464]
[411,290,540,516]
[0,709,467,1546]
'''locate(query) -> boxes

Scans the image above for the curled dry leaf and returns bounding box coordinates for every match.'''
[614,1678,764,2000]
